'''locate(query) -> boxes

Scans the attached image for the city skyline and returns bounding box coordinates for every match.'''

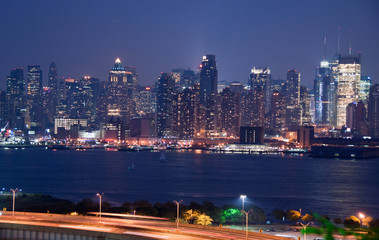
[1,0,378,89]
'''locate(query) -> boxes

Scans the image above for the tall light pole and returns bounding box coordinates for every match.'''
[241,209,253,240]
[300,222,310,240]
[10,188,18,216]
[173,200,182,231]
[96,193,103,223]
[358,212,365,226]
[240,195,246,230]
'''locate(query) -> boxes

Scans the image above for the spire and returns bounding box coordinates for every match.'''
[115,58,121,64]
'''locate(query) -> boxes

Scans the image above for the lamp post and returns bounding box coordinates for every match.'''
[241,209,253,240]
[300,222,310,240]
[173,200,182,231]
[358,212,365,226]
[96,193,103,223]
[240,195,246,230]
[10,188,18,216]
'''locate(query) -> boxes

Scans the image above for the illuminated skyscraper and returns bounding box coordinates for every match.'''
[359,76,372,104]
[250,67,271,113]
[218,87,240,137]
[107,58,135,122]
[314,59,333,124]
[45,62,58,126]
[199,55,218,137]
[368,84,379,138]
[27,65,43,128]
[335,54,361,128]
[285,69,301,129]
[6,68,25,129]
[157,73,175,137]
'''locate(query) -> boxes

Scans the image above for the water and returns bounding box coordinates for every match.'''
[1,148,378,219]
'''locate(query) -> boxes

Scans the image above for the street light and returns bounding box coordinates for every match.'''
[240,195,246,230]
[96,193,104,222]
[10,188,18,216]
[241,209,253,240]
[358,212,365,226]
[300,222,310,240]
[173,200,182,231]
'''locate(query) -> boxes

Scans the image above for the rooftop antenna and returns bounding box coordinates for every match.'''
[323,35,327,59]
[337,26,341,55]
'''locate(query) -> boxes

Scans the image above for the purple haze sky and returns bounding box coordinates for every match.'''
[1,0,378,89]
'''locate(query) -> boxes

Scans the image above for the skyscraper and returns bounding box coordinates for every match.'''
[218,87,240,137]
[46,62,58,126]
[107,58,133,122]
[368,84,379,138]
[200,55,218,104]
[6,67,25,129]
[250,67,271,113]
[157,73,175,137]
[199,55,218,137]
[336,54,361,128]
[314,59,334,124]
[285,69,301,129]
[27,65,43,128]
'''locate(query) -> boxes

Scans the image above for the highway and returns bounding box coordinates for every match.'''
[0,211,297,240]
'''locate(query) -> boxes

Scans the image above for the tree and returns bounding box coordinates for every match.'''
[195,213,213,226]
[183,209,200,224]
[333,218,343,224]
[272,209,286,221]
[344,215,360,228]
[287,209,301,222]
[362,216,373,227]
[219,208,242,224]
[302,213,314,222]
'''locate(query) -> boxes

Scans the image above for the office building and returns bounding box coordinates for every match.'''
[285,69,301,129]
[336,54,361,128]
[200,55,218,137]
[368,84,379,138]
[157,73,175,137]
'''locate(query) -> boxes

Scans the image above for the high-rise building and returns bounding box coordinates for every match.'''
[250,67,270,113]
[27,65,43,128]
[135,86,157,116]
[6,68,26,129]
[368,84,379,138]
[285,69,301,129]
[200,55,218,137]
[346,101,366,134]
[269,90,286,132]
[46,62,58,124]
[300,86,312,126]
[0,90,6,127]
[107,58,136,122]
[157,73,175,137]
[218,87,240,137]
[314,59,334,124]
[335,54,361,128]
[359,76,372,104]
[200,55,217,104]
[177,88,198,139]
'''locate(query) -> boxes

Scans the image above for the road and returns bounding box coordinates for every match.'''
[0,211,299,240]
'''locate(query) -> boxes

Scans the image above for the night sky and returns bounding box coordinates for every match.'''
[1,0,378,89]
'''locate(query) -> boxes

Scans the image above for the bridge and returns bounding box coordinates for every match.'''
[0,211,295,240]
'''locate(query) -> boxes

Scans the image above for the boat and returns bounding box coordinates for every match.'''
[159,151,167,162]
[128,163,136,170]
